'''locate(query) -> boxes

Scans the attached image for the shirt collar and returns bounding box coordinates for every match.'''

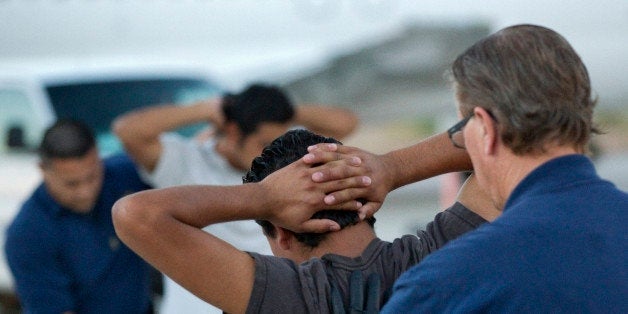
[504,154,597,211]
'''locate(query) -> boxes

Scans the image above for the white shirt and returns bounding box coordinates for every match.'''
[142,134,272,314]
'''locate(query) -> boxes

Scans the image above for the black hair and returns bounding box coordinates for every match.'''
[243,129,375,248]
[222,83,295,139]
[39,119,96,166]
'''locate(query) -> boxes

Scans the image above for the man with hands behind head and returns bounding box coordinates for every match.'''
[112,129,499,313]
[113,83,358,313]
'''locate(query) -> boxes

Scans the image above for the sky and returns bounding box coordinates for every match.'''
[1,0,627,100]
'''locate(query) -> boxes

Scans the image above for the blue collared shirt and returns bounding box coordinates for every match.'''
[383,154,628,313]
[5,154,152,314]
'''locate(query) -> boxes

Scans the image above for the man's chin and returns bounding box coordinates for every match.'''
[68,204,94,214]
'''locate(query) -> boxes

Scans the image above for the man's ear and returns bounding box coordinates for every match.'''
[474,107,498,155]
[223,122,242,142]
[276,227,295,251]
[38,161,50,173]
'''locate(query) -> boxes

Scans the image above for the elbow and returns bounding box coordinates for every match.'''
[112,112,151,149]
[335,113,360,139]
[112,193,147,245]
[343,114,360,138]
[111,115,133,144]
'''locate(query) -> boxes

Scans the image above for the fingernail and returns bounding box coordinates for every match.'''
[362,176,372,185]
[358,211,366,220]
[324,195,335,204]
[303,153,315,162]
[327,143,337,150]
[312,172,324,181]
[329,224,340,231]
[351,157,361,165]
[307,145,316,152]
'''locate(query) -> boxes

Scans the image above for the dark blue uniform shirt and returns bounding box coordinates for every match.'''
[383,155,628,313]
[5,154,152,314]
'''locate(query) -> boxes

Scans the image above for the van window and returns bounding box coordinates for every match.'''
[45,78,220,155]
[0,89,44,152]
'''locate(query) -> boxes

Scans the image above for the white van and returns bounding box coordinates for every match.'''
[0,60,222,294]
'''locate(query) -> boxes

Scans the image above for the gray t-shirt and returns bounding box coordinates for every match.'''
[143,134,271,314]
[246,202,486,314]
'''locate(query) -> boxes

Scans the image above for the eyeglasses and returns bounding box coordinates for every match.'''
[447,109,498,149]
[447,116,472,149]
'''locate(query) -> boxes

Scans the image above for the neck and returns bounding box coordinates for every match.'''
[214,140,245,171]
[299,222,377,262]
[493,145,578,209]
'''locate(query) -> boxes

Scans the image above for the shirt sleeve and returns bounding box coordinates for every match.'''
[5,223,75,313]
[413,201,487,260]
[246,253,313,314]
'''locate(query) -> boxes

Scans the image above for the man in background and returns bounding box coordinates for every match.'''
[5,119,152,313]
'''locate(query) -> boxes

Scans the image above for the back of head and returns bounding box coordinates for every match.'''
[243,129,374,247]
[452,24,597,154]
[39,119,96,166]
[222,83,295,138]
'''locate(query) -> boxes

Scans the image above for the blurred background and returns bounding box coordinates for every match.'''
[1,0,627,311]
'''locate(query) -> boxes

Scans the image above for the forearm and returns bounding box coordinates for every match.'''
[113,100,222,171]
[113,101,218,142]
[113,184,269,232]
[294,105,359,139]
[112,184,261,313]
[113,152,352,241]
[383,132,472,190]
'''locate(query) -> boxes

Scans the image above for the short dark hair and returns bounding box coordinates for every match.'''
[243,129,375,248]
[39,119,96,166]
[451,24,599,154]
[222,84,295,139]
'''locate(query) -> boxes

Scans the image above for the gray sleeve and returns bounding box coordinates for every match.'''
[246,253,311,314]
[414,201,487,260]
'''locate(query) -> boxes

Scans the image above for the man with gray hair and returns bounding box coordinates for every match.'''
[304,24,627,312]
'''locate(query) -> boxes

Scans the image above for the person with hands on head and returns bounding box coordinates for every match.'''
[113,83,358,314]
[112,129,500,314]
[113,83,358,177]
[303,130,473,219]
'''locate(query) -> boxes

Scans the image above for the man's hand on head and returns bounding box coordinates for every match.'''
[258,155,370,234]
[303,143,393,220]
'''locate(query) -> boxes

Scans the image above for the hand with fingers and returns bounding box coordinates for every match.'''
[259,155,371,234]
[303,143,395,219]
[331,270,382,314]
